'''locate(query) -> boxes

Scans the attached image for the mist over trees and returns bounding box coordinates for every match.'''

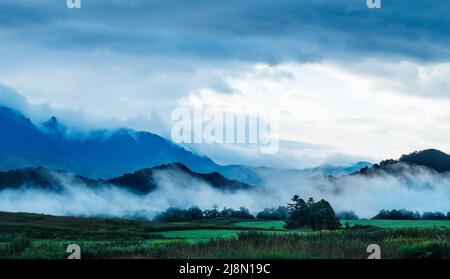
[153,204,450,224]
[154,206,255,222]
[373,209,450,220]
[337,211,359,220]
[256,206,289,220]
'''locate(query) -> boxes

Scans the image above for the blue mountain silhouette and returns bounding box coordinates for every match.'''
[0,106,218,178]
[0,163,253,193]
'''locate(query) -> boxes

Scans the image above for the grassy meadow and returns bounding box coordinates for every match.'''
[341,219,450,228]
[235,219,450,230]
[0,212,449,259]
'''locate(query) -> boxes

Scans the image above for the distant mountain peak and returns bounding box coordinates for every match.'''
[152,162,191,172]
[45,116,58,126]
[108,162,253,193]
[42,116,67,136]
[398,149,450,172]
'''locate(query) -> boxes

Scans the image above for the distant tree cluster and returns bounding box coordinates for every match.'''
[154,206,255,222]
[373,209,450,220]
[337,211,359,220]
[284,196,340,230]
[422,211,450,221]
[256,206,289,220]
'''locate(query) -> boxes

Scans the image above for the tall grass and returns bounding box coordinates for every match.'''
[0,235,30,257]
[131,228,450,259]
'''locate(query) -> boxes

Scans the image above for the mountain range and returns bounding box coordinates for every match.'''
[2,104,449,192]
[0,105,218,178]
[0,163,252,193]
[1,148,448,195]
[0,105,370,184]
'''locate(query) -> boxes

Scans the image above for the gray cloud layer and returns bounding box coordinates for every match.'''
[1,0,449,63]
[1,1,450,166]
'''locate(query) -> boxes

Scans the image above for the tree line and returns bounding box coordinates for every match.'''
[154,206,255,222]
[154,195,342,231]
[373,209,450,220]
[153,197,449,228]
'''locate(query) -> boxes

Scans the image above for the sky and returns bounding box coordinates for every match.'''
[1,0,450,168]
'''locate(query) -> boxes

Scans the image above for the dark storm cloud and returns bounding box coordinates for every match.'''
[1,0,449,63]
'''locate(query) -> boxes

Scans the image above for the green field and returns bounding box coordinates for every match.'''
[1,212,449,259]
[157,229,244,243]
[342,219,450,228]
[158,229,293,243]
[234,219,450,230]
[234,221,285,230]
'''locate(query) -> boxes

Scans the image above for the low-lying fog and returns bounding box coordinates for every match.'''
[1,165,449,219]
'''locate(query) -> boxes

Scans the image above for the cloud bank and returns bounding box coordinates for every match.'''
[1,1,450,167]
[1,0,449,62]
[0,166,448,219]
